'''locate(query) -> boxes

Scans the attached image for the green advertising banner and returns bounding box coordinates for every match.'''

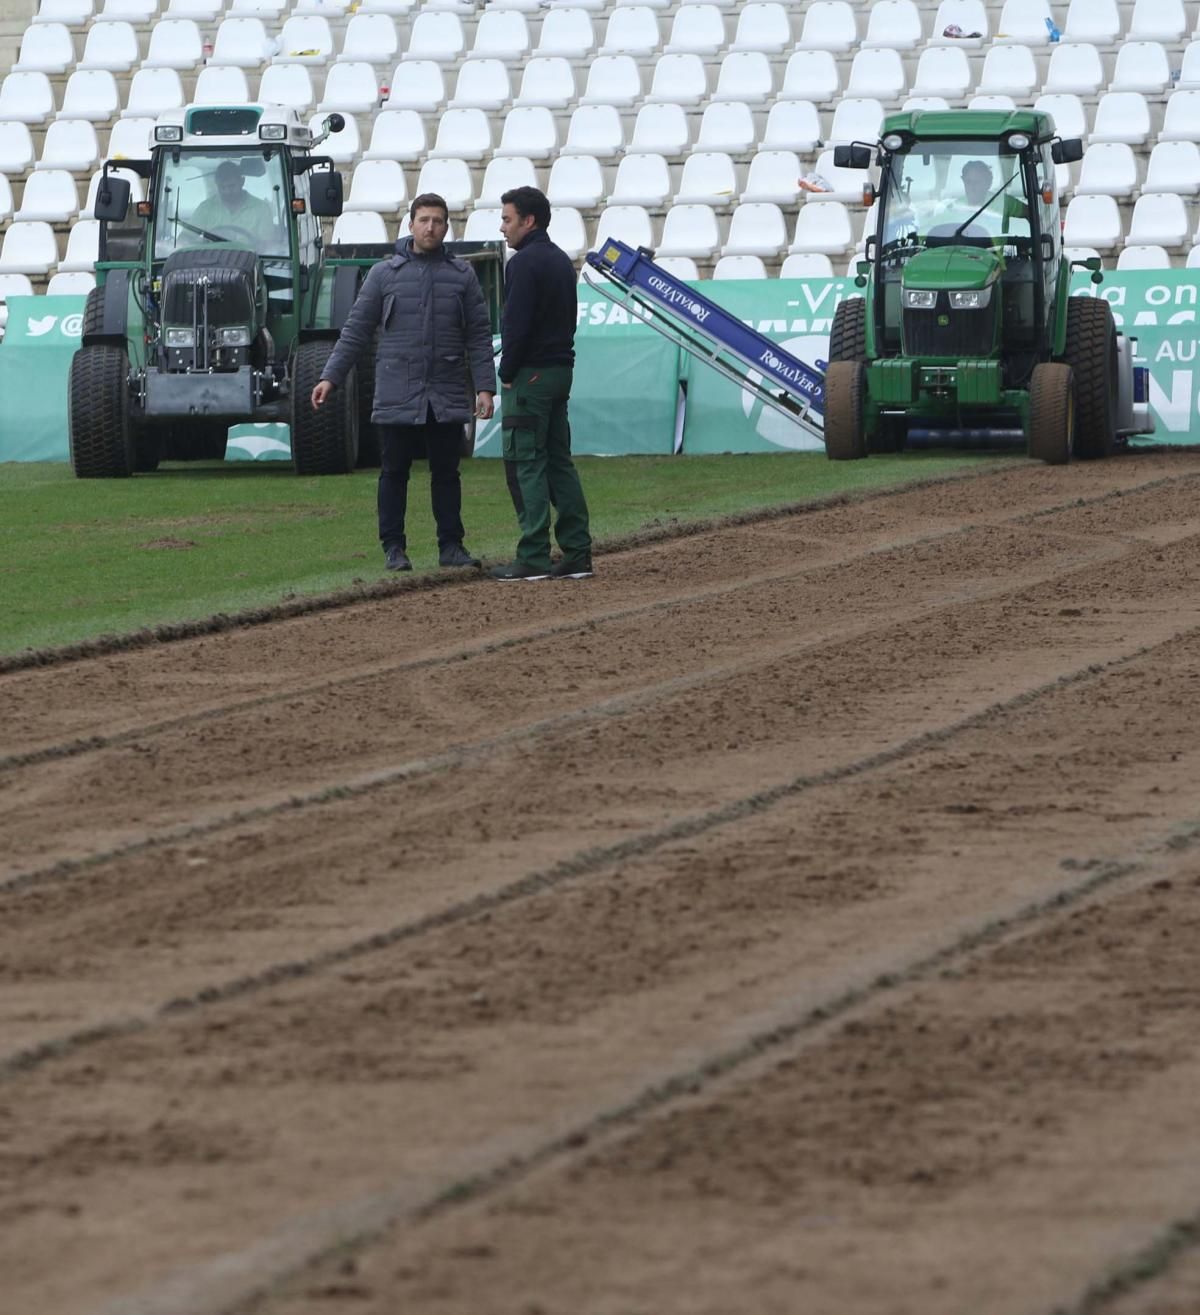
[4,274,1199,464]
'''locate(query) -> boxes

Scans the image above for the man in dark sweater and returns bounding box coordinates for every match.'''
[489,186,593,581]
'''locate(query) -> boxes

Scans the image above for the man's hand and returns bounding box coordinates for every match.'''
[475,391,495,420]
[502,381,512,390]
[311,380,334,409]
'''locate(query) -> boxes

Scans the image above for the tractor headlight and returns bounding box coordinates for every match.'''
[1006,131,1031,152]
[154,125,183,143]
[164,327,194,346]
[948,287,993,310]
[902,289,937,309]
[881,132,905,152]
[217,326,252,346]
[258,123,287,141]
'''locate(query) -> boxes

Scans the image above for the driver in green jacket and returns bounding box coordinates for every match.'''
[189,160,276,246]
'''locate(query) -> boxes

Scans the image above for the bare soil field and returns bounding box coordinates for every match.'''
[6,451,1200,1315]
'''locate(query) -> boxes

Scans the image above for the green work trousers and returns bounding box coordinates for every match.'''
[501,364,592,571]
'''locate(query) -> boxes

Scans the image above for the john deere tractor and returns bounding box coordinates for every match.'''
[69,104,503,477]
[824,109,1152,462]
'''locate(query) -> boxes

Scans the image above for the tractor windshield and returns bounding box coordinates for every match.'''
[879,139,1032,254]
[154,149,289,260]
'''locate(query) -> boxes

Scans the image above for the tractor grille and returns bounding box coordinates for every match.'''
[903,296,996,359]
[161,247,256,329]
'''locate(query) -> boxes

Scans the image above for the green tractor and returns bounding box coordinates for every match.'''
[69,104,504,477]
[824,109,1153,463]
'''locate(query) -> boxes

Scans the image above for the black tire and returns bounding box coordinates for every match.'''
[69,344,134,478]
[1027,362,1075,465]
[823,360,868,461]
[81,285,105,338]
[828,296,867,364]
[290,340,358,476]
[355,331,380,468]
[1061,296,1117,460]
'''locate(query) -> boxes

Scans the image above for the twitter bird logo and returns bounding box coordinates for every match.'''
[27,315,58,337]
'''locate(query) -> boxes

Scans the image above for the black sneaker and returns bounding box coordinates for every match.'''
[384,544,412,572]
[551,556,594,579]
[488,560,550,581]
[439,543,481,569]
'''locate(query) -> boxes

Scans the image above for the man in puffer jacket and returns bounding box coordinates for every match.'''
[311,193,496,572]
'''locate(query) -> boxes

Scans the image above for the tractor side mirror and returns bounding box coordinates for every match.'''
[1051,138,1084,165]
[94,174,131,223]
[309,168,344,218]
[833,144,872,170]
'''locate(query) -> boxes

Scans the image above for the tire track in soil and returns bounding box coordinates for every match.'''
[9,598,1200,1314]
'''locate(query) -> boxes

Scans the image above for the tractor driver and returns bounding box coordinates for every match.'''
[190,160,276,247]
[938,159,1029,237]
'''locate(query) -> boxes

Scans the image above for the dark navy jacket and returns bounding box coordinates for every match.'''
[321,236,496,426]
[498,227,576,384]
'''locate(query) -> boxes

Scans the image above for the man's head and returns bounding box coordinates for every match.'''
[409,193,449,252]
[214,160,247,207]
[499,186,551,250]
[961,160,994,205]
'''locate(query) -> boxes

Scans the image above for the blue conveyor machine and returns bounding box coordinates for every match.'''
[584,238,827,443]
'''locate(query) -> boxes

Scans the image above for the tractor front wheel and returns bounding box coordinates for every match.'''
[69,343,134,478]
[290,341,359,475]
[1062,296,1118,460]
[1027,362,1075,465]
[823,360,868,460]
[828,296,867,364]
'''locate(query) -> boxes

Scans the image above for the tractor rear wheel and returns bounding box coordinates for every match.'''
[823,360,868,460]
[290,340,359,475]
[69,343,134,478]
[828,296,867,363]
[1027,362,1075,465]
[1061,296,1117,460]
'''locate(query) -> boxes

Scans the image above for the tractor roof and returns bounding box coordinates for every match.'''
[152,104,314,150]
[881,108,1057,142]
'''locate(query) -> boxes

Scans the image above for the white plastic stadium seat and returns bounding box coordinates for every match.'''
[579,56,641,107]
[38,120,99,172]
[674,152,737,206]
[730,2,792,53]
[993,0,1054,45]
[711,51,773,104]
[651,256,699,280]
[695,101,755,154]
[780,252,835,277]
[48,270,97,294]
[429,107,491,160]
[665,4,724,55]
[124,68,185,119]
[846,48,907,101]
[448,59,510,110]
[796,0,856,52]
[1160,91,1200,142]
[1128,192,1190,246]
[1063,194,1123,249]
[1110,41,1170,94]
[645,53,707,105]
[0,123,35,172]
[902,96,951,113]
[493,106,556,159]
[210,18,269,67]
[344,159,407,213]
[1075,143,1138,197]
[58,71,121,122]
[608,152,670,206]
[469,9,529,60]
[143,19,202,70]
[513,57,574,108]
[778,50,838,102]
[414,157,474,209]
[34,0,95,23]
[910,47,972,100]
[927,0,988,45]
[79,21,140,72]
[307,110,360,163]
[383,61,445,112]
[1129,0,1186,42]
[331,210,388,243]
[403,11,465,62]
[536,7,595,59]
[0,73,56,125]
[0,221,59,274]
[977,45,1038,98]
[94,0,157,21]
[827,98,884,147]
[594,204,655,253]
[338,14,398,65]
[807,149,875,204]
[562,104,624,159]
[967,94,1016,111]
[1116,245,1170,270]
[1062,0,1120,44]
[478,155,537,207]
[165,0,222,21]
[759,101,821,154]
[1043,43,1105,95]
[318,62,379,115]
[789,201,853,255]
[862,0,922,49]
[741,151,801,205]
[600,7,662,56]
[99,115,149,157]
[1187,245,1200,268]
[230,0,283,15]
[0,176,12,222]
[192,65,249,106]
[546,154,603,209]
[1033,93,1087,141]
[712,254,767,279]
[463,207,501,241]
[363,109,425,161]
[1144,141,1200,195]
[628,102,690,156]
[14,24,74,74]
[273,16,334,65]
[258,65,314,111]
[58,218,100,271]
[657,204,720,258]
[722,202,786,257]
[547,206,586,260]
[1091,92,1151,146]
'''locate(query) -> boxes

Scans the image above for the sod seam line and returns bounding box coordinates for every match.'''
[0,466,1169,774]
[0,608,1192,1084]
[0,458,1122,676]
[0,524,1140,900]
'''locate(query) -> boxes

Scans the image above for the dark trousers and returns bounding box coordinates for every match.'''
[378,408,465,551]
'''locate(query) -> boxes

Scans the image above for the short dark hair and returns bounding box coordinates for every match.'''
[500,186,551,231]
[409,192,449,223]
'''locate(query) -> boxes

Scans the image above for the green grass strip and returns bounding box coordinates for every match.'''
[0,452,989,657]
